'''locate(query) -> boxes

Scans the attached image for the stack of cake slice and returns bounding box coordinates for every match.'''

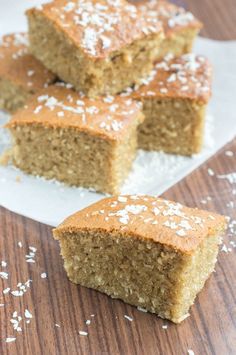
[0,1,227,324]
[2,0,212,193]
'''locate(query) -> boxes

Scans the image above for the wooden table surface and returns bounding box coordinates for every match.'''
[0,1,236,354]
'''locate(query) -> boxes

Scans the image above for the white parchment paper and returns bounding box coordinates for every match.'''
[0,2,236,226]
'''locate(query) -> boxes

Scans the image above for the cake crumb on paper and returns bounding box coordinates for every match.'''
[15,176,21,183]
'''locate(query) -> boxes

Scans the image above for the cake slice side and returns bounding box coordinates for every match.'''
[138,97,206,155]
[110,118,142,193]
[7,124,116,193]
[170,230,223,322]
[54,228,189,322]
[54,227,223,323]
[7,120,142,194]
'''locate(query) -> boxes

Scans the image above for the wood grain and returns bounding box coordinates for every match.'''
[0,1,236,354]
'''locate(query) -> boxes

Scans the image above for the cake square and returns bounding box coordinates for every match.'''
[26,0,164,97]
[127,53,212,155]
[132,0,202,59]
[53,195,226,323]
[0,33,56,113]
[5,86,144,194]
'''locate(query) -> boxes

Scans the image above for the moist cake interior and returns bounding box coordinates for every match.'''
[138,97,205,155]
[55,228,221,323]
[8,122,138,194]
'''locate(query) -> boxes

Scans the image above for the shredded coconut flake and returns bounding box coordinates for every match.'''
[5,337,16,343]
[79,331,88,336]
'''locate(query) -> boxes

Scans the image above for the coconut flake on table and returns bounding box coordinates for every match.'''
[5,337,16,343]
[41,272,47,279]
[79,331,88,336]
[217,173,236,184]
[225,151,234,157]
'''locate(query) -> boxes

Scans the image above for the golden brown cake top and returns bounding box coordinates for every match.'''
[125,53,212,104]
[54,195,226,253]
[134,0,202,37]
[27,0,163,59]
[7,85,144,141]
[0,33,56,91]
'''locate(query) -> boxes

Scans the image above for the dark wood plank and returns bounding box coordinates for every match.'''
[0,1,236,354]
[186,0,236,40]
